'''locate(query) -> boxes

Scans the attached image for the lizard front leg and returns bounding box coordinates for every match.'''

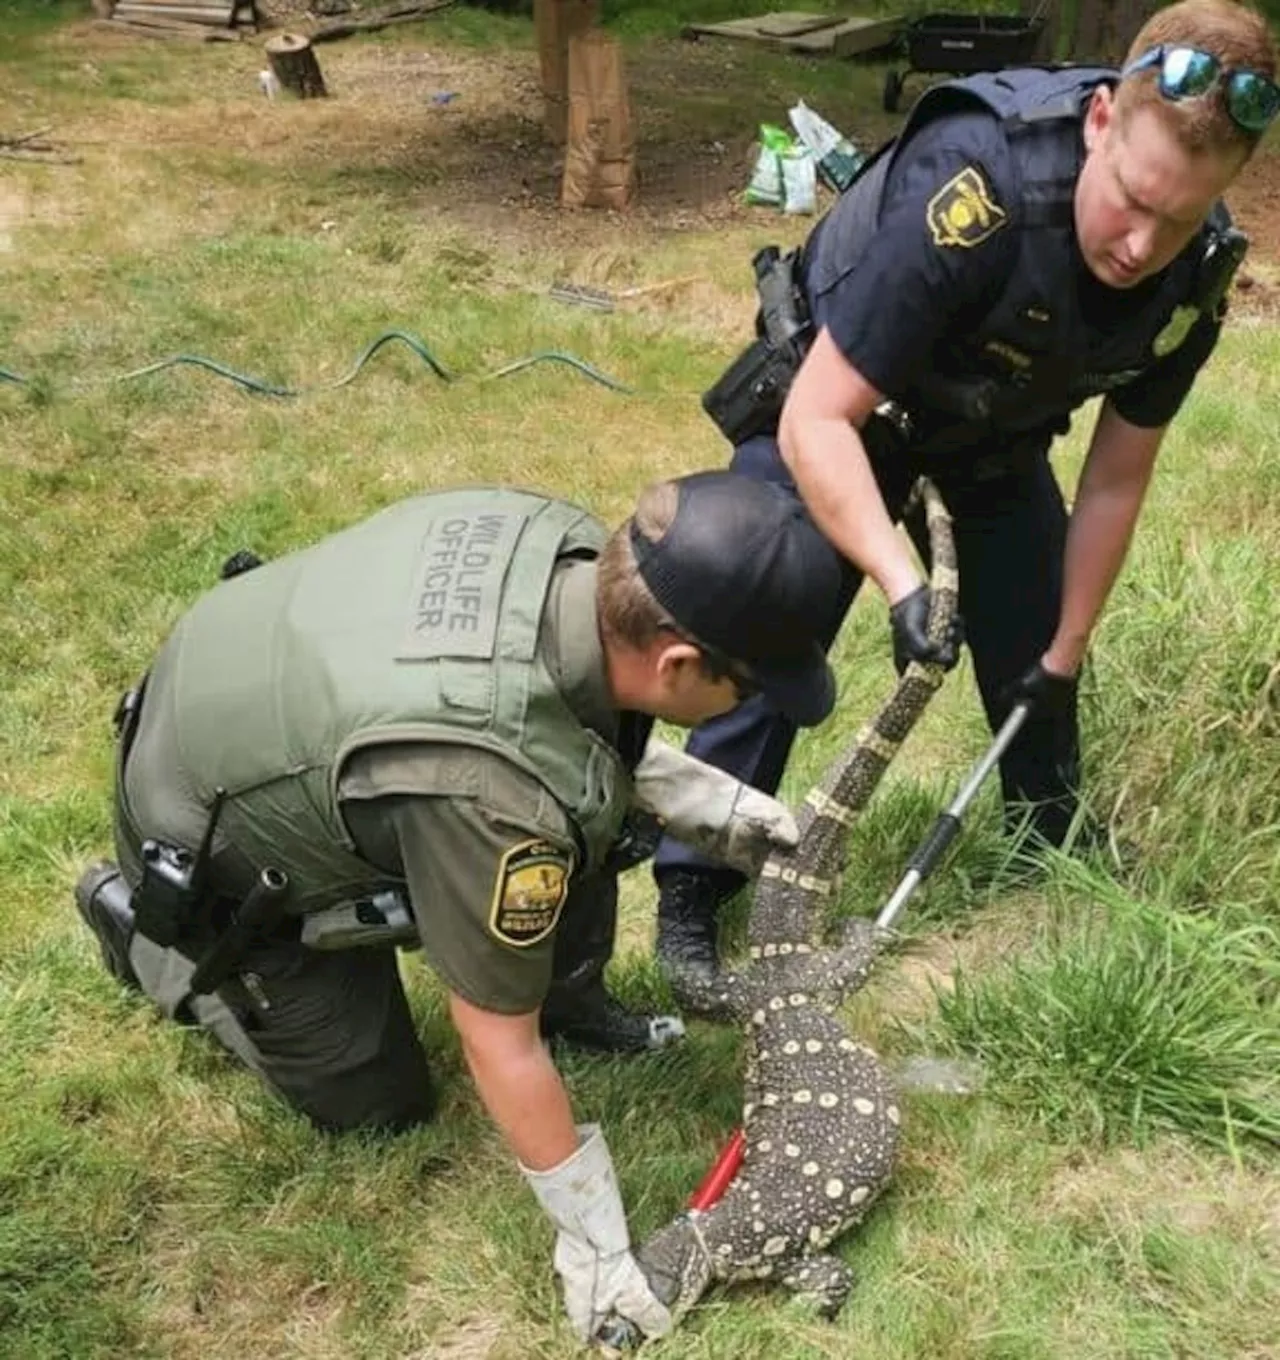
[781,1252,855,1320]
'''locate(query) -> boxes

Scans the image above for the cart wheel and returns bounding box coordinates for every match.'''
[883,69,903,113]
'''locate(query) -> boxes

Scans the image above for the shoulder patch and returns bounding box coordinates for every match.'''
[488,839,573,948]
[927,166,1007,249]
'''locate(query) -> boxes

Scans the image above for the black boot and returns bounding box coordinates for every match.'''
[74,861,142,993]
[655,869,730,982]
[541,870,684,1055]
[540,982,685,1055]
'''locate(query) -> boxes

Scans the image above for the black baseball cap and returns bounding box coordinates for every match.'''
[629,471,843,726]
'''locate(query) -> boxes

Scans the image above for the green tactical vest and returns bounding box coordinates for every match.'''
[139,488,632,915]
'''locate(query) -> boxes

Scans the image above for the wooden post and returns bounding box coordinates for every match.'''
[264,33,328,99]
[561,29,635,210]
[534,0,598,144]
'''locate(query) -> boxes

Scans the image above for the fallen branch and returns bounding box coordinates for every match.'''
[0,126,78,163]
[0,127,54,149]
[308,0,456,43]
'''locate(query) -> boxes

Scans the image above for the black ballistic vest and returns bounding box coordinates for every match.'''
[803,68,1233,456]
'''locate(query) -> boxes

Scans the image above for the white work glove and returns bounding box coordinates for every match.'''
[521,1124,672,1344]
[632,738,798,876]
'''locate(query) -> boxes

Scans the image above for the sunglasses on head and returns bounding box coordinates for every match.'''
[1122,44,1280,133]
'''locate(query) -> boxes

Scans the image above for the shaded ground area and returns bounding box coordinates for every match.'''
[64,10,1280,290]
[271,37,887,229]
[239,20,1280,307]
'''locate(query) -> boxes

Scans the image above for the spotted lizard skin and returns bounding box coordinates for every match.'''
[626,479,958,1334]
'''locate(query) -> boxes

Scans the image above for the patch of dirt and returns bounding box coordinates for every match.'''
[1225,146,1280,319]
[876,897,1046,1024]
[48,21,1280,285]
[264,36,1280,311]
[257,0,314,19]
[412,1315,502,1359]
[0,183,75,252]
[0,186,23,254]
[1227,142,1280,262]
[301,38,780,235]
[1045,1144,1280,1247]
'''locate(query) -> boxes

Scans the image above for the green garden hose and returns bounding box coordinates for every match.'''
[0,329,631,398]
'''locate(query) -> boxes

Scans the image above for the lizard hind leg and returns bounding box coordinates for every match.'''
[781,1252,855,1321]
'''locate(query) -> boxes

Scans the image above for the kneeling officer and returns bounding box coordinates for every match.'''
[74,470,845,1344]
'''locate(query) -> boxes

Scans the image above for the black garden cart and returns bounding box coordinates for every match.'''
[882,10,1047,112]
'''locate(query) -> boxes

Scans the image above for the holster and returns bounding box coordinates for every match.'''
[702,245,813,446]
[300,889,420,951]
[133,841,201,948]
[701,337,805,445]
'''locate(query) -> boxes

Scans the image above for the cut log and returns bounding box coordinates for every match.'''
[0,126,53,148]
[265,33,328,98]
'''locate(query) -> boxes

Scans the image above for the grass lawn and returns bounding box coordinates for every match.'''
[1,4,1277,1357]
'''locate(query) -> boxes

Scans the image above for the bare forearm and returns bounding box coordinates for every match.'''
[1047,415,1160,674]
[450,995,577,1171]
[779,411,919,602]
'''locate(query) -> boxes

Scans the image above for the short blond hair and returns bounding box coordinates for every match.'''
[1117,0,1277,157]
[596,480,681,650]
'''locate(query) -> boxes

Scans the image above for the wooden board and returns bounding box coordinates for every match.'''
[114,0,236,21]
[753,12,843,37]
[683,10,902,58]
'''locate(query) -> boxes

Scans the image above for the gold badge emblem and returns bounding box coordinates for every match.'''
[927,166,1008,249]
[1152,305,1199,358]
[489,839,572,948]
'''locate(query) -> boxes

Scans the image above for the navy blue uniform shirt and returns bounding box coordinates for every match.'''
[805,106,1220,435]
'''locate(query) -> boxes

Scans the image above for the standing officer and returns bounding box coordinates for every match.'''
[74,470,846,1345]
[656,0,1278,982]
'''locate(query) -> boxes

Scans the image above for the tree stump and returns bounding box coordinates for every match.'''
[264,33,328,99]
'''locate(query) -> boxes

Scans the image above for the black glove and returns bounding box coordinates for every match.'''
[601,808,665,876]
[1006,660,1078,719]
[889,585,964,676]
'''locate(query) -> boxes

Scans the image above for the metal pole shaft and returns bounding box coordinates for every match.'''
[875,703,1030,934]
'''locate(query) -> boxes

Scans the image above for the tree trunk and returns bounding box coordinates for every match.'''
[1023,0,1160,64]
[265,33,328,99]
[1021,0,1062,62]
